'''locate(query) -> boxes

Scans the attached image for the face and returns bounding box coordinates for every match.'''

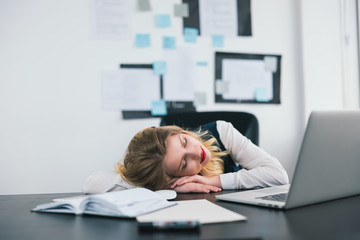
[164,133,211,177]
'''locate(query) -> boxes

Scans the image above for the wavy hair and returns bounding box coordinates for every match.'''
[116,125,228,191]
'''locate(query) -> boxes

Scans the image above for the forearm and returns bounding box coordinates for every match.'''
[220,164,289,190]
[206,175,222,188]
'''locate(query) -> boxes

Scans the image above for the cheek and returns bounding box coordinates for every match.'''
[188,162,202,175]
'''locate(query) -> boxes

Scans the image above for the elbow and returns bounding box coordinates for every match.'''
[82,177,95,194]
[81,172,107,194]
[277,167,290,185]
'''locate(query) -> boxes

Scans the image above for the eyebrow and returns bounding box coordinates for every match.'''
[177,134,183,172]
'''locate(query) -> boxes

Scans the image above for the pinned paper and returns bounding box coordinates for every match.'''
[194,92,207,106]
[184,28,198,43]
[264,56,278,72]
[254,88,271,102]
[89,0,131,41]
[212,35,224,47]
[174,3,189,17]
[215,80,229,94]
[135,34,150,47]
[155,14,171,28]
[137,0,151,11]
[163,36,176,49]
[151,100,167,116]
[153,61,167,75]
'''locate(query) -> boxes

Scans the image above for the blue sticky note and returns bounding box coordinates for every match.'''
[254,88,271,102]
[135,34,150,47]
[196,61,208,66]
[153,61,167,75]
[163,36,176,49]
[184,27,198,43]
[151,100,167,116]
[212,35,224,47]
[155,14,171,28]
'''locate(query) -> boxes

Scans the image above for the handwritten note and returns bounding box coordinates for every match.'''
[102,69,160,110]
[199,0,238,37]
[89,0,131,41]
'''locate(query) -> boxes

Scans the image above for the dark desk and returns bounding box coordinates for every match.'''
[1,191,360,240]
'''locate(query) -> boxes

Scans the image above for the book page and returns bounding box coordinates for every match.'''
[82,188,176,217]
[137,199,247,224]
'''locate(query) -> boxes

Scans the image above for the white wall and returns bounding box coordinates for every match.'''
[0,0,345,195]
[301,0,344,118]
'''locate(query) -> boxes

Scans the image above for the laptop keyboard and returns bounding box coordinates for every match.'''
[256,193,288,202]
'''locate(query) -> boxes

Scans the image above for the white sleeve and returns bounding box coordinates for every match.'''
[82,171,135,194]
[217,120,289,190]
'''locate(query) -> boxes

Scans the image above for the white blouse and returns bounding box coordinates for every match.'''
[82,121,289,194]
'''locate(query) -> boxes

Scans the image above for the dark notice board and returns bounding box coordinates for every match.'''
[215,52,281,104]
[182,0,252,36]
[120,64,195,119]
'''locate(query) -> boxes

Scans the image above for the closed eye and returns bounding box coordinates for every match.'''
[182,158,187,169]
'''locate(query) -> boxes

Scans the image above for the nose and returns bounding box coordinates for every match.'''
[185,147,201,161]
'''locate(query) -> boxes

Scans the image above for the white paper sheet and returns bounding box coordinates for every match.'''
[222,59,273,101]
[199,0,238,37]
[137,199,247,224]
[89,0,131,41]
[163,47,199,101]
[102,69,160,110]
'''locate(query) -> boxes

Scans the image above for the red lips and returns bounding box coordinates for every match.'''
[200,147,206,164]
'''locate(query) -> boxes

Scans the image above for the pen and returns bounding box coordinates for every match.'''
[138,220,200,231]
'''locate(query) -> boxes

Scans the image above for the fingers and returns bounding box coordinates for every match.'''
[173,182,222,193]
[193,184,222,193]
[205,185,222,193]
[170,176,195,188]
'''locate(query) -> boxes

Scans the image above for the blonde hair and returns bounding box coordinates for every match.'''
[116,125,228,191]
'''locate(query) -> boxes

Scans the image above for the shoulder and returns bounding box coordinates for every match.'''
[215,120,248,151]
[216,120,238,136]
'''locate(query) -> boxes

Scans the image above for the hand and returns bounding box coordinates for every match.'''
[173,182,222,193]
[170,175,222,189]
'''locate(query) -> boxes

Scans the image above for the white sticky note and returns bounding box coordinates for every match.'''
[174,3,189,17]
[264,56,278,72]
[194,92,207,106]
[215,80,229,94]
[137,0,151,11]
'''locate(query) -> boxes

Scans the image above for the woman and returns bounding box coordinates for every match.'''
[82,121,289,194]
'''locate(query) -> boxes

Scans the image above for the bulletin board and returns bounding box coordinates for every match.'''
[215,52,281,104]
[182,0,252,36]
[96,0,261,119]
[120,64,195,120]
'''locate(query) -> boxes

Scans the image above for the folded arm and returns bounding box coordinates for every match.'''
[82,171,134,194]
[218,120,289,189]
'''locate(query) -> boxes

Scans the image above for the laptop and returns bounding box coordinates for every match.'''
[216,111,360,209]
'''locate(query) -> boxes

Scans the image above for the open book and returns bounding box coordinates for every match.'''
[32,188,176,218]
